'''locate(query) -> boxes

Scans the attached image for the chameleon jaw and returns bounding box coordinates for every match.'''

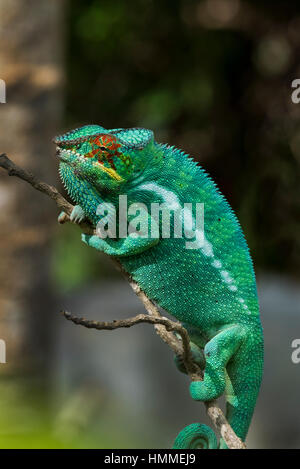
[57,148,123,182]
[56,148,86,164]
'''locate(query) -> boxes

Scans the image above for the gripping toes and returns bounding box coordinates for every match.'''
[82,234,97,247]
[174,342,206,375]
[82,234,106,251]
[58,211,67,224]
[70,205,86,224]
[190,363,226,401]
[189,325,244,402]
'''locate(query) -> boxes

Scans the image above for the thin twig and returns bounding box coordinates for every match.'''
[62,309,245,449]
[0,153,94,234]
[62,310,184,331]
[62,310,201,378]
[0,152,246,449]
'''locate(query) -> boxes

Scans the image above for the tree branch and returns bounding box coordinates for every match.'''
[62,310,201,378]
[0,152,246,449]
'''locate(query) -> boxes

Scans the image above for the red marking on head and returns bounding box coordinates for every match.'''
[94,134,121,152]
[84,134,122,170]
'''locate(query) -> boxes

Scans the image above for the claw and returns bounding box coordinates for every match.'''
[70,205,86,224]
[58,211,68,224]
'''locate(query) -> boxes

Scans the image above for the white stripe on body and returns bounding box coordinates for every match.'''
[138,182,250,314]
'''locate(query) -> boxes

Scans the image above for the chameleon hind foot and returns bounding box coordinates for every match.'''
[190,325,246,401]
[190,362,226,401]
[174,342,205,374]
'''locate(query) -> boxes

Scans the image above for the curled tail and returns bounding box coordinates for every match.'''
[173,423,217,449]
[173,330,264,449]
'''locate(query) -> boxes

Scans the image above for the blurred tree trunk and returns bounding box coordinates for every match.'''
[0,0,65,375]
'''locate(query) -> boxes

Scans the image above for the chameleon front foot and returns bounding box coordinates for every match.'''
[69,205,86,224]
[82,233,107,251]
[58,205,86,225]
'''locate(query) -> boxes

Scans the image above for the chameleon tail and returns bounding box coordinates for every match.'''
[173,331,264,449]
[219,333,264,448]
[173,423,218,449]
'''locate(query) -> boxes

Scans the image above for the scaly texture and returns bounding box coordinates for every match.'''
[54,124,264,449]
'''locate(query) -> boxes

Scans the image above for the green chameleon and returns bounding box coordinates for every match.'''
[54,125,263,449]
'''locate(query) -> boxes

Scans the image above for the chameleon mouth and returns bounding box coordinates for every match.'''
[56,147,85,163]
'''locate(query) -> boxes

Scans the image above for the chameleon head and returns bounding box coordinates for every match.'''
[54,124,155,192]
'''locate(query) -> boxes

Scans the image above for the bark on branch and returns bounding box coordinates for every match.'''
[0,152,246,449]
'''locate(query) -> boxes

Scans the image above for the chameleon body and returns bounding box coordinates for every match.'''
[54,125,264,449]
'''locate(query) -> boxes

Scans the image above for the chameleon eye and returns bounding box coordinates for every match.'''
[100,146,107,151]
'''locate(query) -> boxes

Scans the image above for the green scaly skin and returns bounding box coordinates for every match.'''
[54,124,264,449]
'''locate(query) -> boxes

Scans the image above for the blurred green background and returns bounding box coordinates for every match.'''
[0,0,300,449]
[64,0,300,281]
